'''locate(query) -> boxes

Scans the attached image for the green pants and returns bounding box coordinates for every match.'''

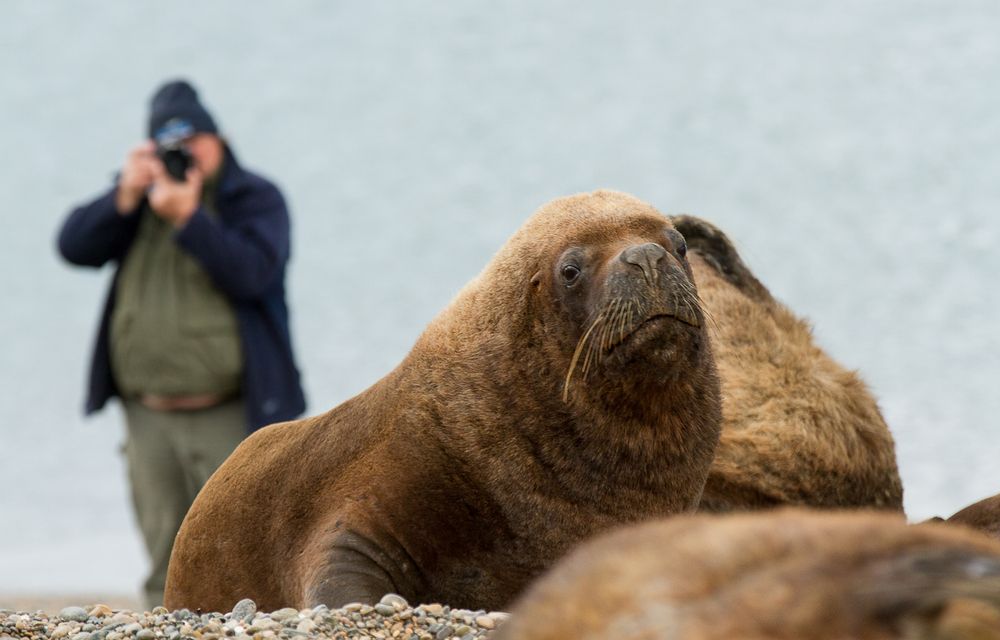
[122,398,246,609]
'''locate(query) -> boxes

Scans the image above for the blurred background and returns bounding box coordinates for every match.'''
[2,1,998,602]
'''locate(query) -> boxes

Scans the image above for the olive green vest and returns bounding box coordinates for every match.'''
[110,181,243,397]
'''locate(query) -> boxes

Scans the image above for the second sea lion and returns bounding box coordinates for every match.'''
[671,215,905,512]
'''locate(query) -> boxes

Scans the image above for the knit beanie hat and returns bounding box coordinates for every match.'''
[148,79,219,140]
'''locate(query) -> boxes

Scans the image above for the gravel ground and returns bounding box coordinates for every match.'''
[0,599,140,619]
[0,595,509,640]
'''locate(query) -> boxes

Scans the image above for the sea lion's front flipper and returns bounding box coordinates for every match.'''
[303,528,422,607]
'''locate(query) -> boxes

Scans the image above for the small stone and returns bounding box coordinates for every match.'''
[135,629,155,640]
[230,600,256,623]
[294,619,315,634]
[488,612,510,624]
[59,608,89,623]
[474,616,494,630]
[341,603,363,613]
[249,619,281,632]
[310,604,329,618]
[373,604,396,617]
[89,606,113,619]
[453,625,471,636]
[434,626,453,640]
[123,623,143,635]
[359,606,374,616]
[269,608,299,623]
[378,594,409,612]
[422,605,443,617]
[71,632,91,640]
[151,608,169,616]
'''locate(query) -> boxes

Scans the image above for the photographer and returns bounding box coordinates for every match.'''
[57,79,305,608]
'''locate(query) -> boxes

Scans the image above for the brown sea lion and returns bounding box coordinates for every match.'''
[946,493,1000,540]
[164,190,722,613]
[670,216,904,512]
[495,509,1000,640]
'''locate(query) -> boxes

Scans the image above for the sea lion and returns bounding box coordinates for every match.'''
[946,493,1000,540]
[495,509,1000,640]
[670,216,904,512]
[164,190,722,612]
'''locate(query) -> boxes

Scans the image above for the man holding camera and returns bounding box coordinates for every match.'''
[58,79,306,608]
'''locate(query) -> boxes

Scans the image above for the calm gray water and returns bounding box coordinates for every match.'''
[2,1,998,595]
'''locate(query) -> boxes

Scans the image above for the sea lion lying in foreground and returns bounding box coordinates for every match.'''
[164,190,722,612]
[671,216,905,512]
[496,509,1000,640]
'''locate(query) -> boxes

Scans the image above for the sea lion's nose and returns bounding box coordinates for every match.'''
[621,242,667,285]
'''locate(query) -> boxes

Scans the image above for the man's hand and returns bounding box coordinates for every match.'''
[148,162,204,228]
[115,141,159,214]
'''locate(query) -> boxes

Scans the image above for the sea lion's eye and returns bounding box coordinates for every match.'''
[561,264,581,285]
[666,229,688,259]
[676,238,687,258]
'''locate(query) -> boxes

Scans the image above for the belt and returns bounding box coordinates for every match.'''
[139,392,231,412]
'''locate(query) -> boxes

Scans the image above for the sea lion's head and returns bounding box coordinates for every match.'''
[441,190,717,426]
[539,202,704,403]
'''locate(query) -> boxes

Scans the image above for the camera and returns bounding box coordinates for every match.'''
[156,143,193,182]
[153,118,195,182]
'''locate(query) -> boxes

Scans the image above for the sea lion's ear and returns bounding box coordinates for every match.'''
[530,271,542,288]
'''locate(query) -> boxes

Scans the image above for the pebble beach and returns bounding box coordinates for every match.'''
[0,596,508,640]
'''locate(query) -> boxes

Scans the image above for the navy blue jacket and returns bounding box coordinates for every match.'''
[57,147,306,432]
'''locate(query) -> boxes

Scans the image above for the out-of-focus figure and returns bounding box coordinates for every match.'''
[57,79,306,608]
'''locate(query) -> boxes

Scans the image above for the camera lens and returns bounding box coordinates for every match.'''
[157,145,193,182]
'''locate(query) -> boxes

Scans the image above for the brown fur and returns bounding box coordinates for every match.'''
[496,509,1000,640]
[670,216,904,512]
[947,494,1000,540]
[164,190,722,613]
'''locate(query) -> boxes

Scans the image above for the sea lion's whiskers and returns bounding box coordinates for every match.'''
[684,284,717,331]
[581,336,596,378]
[699,299,719,331]
[582,310,605,378]
[563,309,606,402]
[584,297,621,378]
[682,295,700,327]
[604,301,621,349]
[618,301,632,343]
[598,298,622,354]
[595,299,612,354]
[671,276,711,329]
